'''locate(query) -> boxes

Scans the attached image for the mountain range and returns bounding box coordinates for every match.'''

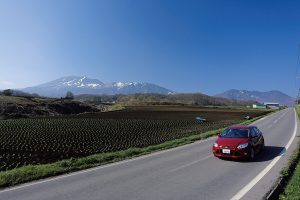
[216,89,294,106]
[18,76,294,106]
[22,76,174,97]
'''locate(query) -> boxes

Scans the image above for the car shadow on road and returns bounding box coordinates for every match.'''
[252,146,285,162]
[219,146,286,163]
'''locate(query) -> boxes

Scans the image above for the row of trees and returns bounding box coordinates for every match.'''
[65,91,74,100]
[0,89,74,100]
[1,89,13,96]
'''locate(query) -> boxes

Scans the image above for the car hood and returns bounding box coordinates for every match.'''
[216,137,249,147]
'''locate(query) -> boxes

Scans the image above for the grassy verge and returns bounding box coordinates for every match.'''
[283,164,300,199]
[278,108,300,200]
[0,115,265,189]
[279,144,300,200]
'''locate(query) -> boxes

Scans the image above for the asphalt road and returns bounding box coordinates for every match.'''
[0,108,299,200]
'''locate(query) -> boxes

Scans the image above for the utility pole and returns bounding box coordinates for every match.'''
[296,88,300,106]
[296,44,300,106]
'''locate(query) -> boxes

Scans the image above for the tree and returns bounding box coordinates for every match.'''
[65,91,74,100]
[31,93,40,98]
[93,96,102,103]
[3,89,13,96]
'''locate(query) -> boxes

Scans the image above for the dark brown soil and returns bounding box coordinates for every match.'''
[0,106,270,171]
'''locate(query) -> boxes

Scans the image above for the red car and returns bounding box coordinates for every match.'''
[212,125,265,160]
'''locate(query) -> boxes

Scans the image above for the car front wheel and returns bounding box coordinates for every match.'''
[261,140,265,151]
[249,148,255,160]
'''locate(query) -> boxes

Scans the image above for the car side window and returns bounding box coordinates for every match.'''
[254,127,261,136]
[250,128,257,137]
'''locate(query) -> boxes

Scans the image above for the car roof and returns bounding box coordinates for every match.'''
[227,125,256,129]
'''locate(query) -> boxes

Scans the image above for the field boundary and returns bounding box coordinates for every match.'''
[0,112,274,189]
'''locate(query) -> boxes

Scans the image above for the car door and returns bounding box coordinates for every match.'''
[250,128,259,151]
[254,127,263,147]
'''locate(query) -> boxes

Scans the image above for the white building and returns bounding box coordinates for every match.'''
[263,102,280,109]
[252,103,267,109]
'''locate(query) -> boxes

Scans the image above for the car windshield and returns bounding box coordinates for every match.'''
[220,128,249,138]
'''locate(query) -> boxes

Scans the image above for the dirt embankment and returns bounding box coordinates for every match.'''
[0,96,99,119]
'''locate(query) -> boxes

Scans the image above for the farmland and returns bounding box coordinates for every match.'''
[0,106,270,171]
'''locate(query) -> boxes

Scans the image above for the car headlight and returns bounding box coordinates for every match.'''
[237,143,249,149]
[213,142,218,147]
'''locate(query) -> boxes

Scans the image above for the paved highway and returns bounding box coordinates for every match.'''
[0,108,299,200]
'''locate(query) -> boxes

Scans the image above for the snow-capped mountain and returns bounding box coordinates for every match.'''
[35,76,105,89]
[22,76,174,97]
[215,89,294,106]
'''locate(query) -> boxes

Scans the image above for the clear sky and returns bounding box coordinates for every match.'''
[0,0,299,96]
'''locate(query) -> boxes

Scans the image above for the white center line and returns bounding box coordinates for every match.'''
[267,124,272,129]
[169,154,212,173]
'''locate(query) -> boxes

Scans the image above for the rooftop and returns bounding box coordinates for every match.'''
[228,125,255,129]
[263,102,279,105]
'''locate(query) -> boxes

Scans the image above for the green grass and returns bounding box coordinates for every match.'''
[103,103,125,112]
[279,160,300,200]
[32,97,50,103]
[279,108,300,200]
[0,115,264,188]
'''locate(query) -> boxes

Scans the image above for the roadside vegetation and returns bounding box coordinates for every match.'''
[278,108,300,200]
[279,150,300,200]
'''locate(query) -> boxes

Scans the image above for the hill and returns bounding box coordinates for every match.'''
[215,89,294,106]
[75,93,256,107]
[0,95,99,119]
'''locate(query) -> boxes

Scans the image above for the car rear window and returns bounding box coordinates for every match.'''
[220,128,249,138]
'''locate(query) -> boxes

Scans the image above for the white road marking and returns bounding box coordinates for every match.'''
[255,117,266,123]
[267,125,273,129]
[169,155,212,173]
[252,109,286,125]
[280,110,289,119]
[230,109,297,200]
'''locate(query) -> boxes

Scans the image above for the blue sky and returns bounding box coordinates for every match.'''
[0,0,299,96]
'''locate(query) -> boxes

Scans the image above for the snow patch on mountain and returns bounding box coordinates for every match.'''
[22,76,174,97]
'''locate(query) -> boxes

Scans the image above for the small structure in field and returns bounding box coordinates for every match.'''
[244,115,252,120]
[195,116,206,123]
[263,102,280,109]
[252,103,267,109]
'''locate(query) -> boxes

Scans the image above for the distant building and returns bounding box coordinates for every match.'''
[263,102,280,109]
[252,103,267,109]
